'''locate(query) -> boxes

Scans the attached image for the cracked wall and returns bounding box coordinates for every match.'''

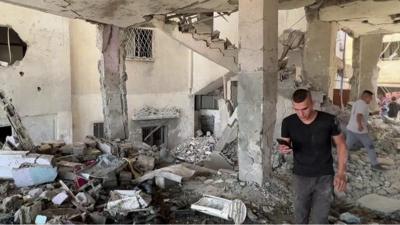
[0,2,72,144]
[71,21,194,147]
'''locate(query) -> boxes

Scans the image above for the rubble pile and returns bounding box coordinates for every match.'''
[336,116,400,201]
[370,117,400,154]
[172,136,216,163]
[133,106,180,120]
[220,139,238,166]
[0,133,258,224]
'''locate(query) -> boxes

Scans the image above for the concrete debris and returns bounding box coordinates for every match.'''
[51,191,69,205]
[79,154,126,179]
[75,192,95,207]
[106,190,151,216]
[0,151,53,179]
[191,195,247,224]
[133,164,196,185]
[133,106,180,120]
[200,152,234,170]
[172,136,216,163]
[1,195,23,213]
[339,212,361,224]
[12,165,57,187]
[0,90,34,151]
[357,194,400,215]
[0,110,398,224]
[14,201,42,224]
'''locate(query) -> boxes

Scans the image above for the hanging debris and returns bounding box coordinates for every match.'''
[0,90,34,151]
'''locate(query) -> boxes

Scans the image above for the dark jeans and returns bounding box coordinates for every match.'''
[293,174,333,224]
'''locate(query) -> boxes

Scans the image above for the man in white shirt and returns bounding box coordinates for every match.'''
[346,90,384,170]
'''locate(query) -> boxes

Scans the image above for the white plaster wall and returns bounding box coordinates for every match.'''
[378,60,400,87]
[70,19,102,141]
[125,29,194,147]
[71,23,194,146]
[0,2,72,144]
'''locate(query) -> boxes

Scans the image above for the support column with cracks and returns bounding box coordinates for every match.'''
[350,37,361,102]
[237,0,278,185]
[302,6,338,98]
[351,34,382,110]
[97,24,129,140]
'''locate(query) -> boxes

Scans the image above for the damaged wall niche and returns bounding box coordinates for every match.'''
[0,26,27,66]
[0,2,72,144]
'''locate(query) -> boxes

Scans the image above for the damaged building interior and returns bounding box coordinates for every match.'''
[1,0,400,224]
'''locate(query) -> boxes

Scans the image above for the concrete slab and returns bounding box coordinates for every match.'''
[357,194,400,215]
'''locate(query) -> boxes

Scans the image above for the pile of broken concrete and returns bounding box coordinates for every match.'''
[0,135,253,224]
[172,135,216,163]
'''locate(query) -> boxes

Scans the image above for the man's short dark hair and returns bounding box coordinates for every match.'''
[362,90,373,96]
[292,89,311,103]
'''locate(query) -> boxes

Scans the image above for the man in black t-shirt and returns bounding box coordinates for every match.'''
[388,96,400,118]
[278,89,348,224]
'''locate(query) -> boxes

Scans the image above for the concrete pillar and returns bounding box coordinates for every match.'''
[98,24,129,140]
[351,34,382,110]
[302,7,338,98]
[350,37,361,101]
[238,0,278,184]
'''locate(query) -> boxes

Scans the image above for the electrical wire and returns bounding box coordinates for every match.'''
[7,27,12,64]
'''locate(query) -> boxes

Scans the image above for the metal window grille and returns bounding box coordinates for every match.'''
[93,122,104,139]
[125,28,153,60]
[381,41,400,61]
[195,95,219,110]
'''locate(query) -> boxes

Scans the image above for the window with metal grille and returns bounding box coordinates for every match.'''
[93,122,104,139]
[125,28,153,60]
[195,95,219,110]
[381,41,400,61]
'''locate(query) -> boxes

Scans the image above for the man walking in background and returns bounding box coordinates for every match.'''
[346,90,384,170]
[388,96,400,119]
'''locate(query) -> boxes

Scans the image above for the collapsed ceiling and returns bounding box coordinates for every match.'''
[320,0,400,36]
[0,0,399,37]
[0,0,318,27]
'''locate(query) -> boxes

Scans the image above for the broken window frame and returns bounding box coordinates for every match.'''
[93,122,105,139]
[195,95,219,110]
[125,27,154,61]
[381,41,400,61]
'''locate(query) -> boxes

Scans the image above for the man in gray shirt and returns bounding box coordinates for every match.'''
[346,90,384,170]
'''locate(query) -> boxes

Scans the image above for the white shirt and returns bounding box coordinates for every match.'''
[347,99,369,134]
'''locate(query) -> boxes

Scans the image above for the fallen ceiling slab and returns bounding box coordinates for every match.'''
[320,0,400,36]
[0,0,238,27]
[0,0,318,27]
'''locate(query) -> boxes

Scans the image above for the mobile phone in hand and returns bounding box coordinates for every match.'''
[276,138,292,148]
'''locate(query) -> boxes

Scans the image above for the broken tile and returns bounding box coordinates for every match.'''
[191,195,247,224]
[34,215,47,225]
[12,165,57,187]
[52,191,69,205]
[106,190,151,216]
[0,152,53,179]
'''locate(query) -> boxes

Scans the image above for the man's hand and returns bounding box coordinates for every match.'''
[358,124,364,132]
[278,144,292,154]
[334,173,347,192]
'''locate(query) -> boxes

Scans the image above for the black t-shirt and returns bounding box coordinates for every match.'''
[388,102,400,118]
[281,111,341,177]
